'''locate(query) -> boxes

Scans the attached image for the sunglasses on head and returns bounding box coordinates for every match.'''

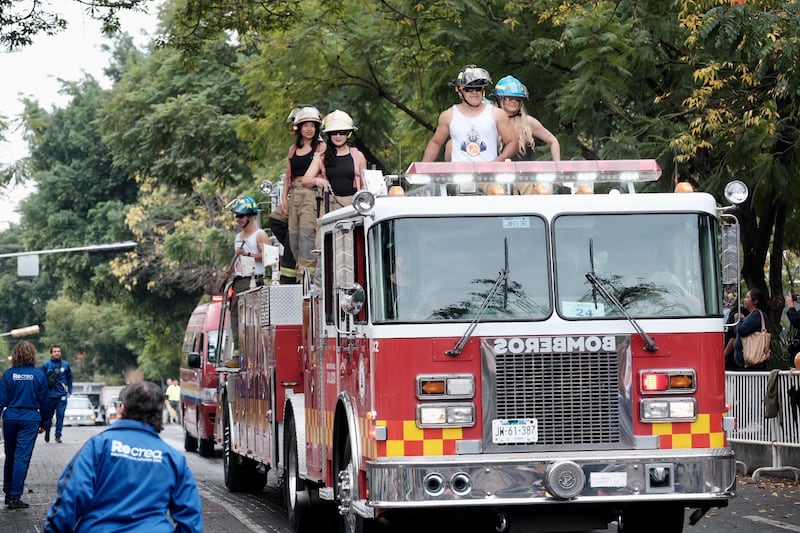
[235,214,249,219]
[463,86,483,93]
[329,131,349,136]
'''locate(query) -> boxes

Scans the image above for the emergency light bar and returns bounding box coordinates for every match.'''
[403,160,661,185]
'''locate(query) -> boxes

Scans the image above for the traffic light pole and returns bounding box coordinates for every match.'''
[0,241,136,259]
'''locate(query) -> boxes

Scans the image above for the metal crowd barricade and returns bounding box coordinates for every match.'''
[725,370,800,481]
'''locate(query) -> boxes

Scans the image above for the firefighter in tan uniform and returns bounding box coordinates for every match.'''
[284,106,326,283]
[267,204,296,284]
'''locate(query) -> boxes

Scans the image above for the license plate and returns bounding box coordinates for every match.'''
[492,419,538,444]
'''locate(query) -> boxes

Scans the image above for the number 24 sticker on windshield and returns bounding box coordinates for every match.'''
[492,419,538,444]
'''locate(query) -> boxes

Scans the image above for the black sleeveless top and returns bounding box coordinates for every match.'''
[326,154,357,196]
[289,150,314,179]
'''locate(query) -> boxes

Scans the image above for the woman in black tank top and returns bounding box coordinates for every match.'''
[285,106,325,283]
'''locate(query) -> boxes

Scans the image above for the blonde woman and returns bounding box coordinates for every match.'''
[492,75,561,193]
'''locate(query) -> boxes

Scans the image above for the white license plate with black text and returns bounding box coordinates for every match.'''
[492,418,538,444]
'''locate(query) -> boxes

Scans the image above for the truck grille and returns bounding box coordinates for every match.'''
[492,350,621,448]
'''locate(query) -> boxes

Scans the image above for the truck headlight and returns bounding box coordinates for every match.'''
[417,374,475,399]
[417,403,475,428]
[640,398,696,422]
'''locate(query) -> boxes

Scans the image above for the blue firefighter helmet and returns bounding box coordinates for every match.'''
[491,75,529,100]
[231,195,259,215]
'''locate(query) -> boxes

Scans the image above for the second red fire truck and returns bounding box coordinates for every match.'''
[213,159,738,533]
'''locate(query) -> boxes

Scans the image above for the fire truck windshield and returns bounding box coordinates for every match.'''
[554,212,720,318]
[369,211,720,323]
[370,216,550,322]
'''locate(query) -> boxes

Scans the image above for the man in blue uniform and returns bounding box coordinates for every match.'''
[40,345,72,443]
[0,341,49,509]
[44,380,203,532]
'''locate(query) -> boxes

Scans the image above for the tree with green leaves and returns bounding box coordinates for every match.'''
[673,1,800,366]
[0,0,150,50]
[18,76,138,301]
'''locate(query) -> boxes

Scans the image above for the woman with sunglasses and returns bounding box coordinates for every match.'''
[302,109,366,211]
[300,110,366,284]
[284,106,326,283]
[422,64,517,162]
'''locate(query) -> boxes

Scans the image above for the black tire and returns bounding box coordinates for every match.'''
[199,437,214,458]
[335,432,376,533]
[284,416,314,532]
[244,457,267,492]
[223,400,245,492]
[184,430,198,453]
[619,504,684,533]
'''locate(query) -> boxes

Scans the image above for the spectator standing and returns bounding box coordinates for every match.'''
[40,345,72,443]
[732,288,770,368]
[165,378,181,424]
[723,301,747,369]
[784,293,800,355]
[0,341,49,509]
[422,64,517,162]
[44,381,203,532]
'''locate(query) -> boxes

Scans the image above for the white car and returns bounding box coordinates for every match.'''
[64,395,96,426]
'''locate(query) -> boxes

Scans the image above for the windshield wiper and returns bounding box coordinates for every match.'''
[446,239,509,357]
[585,239,658,352]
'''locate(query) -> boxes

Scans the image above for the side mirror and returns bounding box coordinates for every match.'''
[339,283,365,316]
[724,180,748,205]
[187,352,202,369]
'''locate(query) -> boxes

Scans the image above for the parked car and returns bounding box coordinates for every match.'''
[64,395,96,426]
[72,382,106,425]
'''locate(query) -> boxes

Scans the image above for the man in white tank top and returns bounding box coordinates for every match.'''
[422,65,517,162]
[225,195,270,350]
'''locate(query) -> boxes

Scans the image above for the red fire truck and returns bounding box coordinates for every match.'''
[181,295,225,457]
[214,159,738,533]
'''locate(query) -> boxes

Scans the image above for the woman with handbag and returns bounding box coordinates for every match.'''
[733,288,771,368]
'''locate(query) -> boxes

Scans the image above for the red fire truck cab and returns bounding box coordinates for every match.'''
[215,159,738,533]
[181,295,225,457]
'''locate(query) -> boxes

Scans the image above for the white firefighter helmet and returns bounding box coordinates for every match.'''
[322,110,358,133]
[289,106,322,126]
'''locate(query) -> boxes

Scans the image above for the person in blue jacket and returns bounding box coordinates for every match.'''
[40,345,72,443]
[0,341,49,510]
[44,380,203,533]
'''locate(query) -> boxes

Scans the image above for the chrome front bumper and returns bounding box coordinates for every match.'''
[366,448,736,510]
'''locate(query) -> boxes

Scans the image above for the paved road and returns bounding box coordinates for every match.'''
[5,423,800,532]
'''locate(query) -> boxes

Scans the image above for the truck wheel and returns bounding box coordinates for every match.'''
[244,457,267,492]
[223,401,245,492]
[199,437,214,458]
[284,415,314,532]
[184,430,198,453]
[620,504,684,532]
[335,433,375,533]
